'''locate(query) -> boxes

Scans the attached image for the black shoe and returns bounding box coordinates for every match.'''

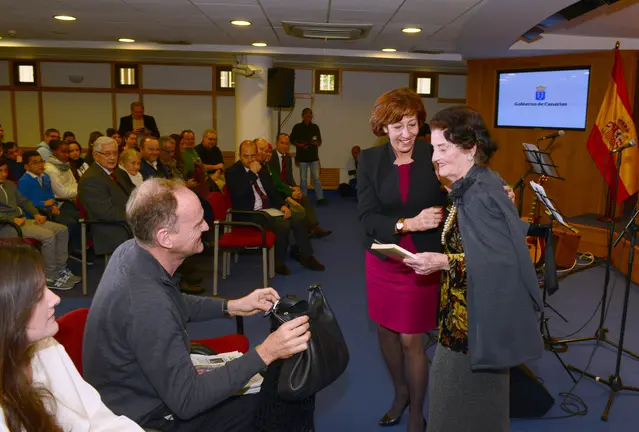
[378,403,409,427]
[317,198,328,206]
[275,262,291,275]
[311,226,332,238]
[300,256,325,271]
[289,245,301,262]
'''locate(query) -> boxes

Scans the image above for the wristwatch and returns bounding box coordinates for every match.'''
[395,218,406,234]
[222,299,231,318]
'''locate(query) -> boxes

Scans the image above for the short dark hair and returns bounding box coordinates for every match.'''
[62,131,75,140]
[88,131,102,146]
[302,108,312,116]
[180,129,195,140]
[430,106,498,164]
[0,158,8,168]
[276,132,289,142]
[106,128,118,137]
[44,128,59,137]
[2,141,17,151]
[370,87,426,137]
[49,139,67,152]
[22,150,41,165]
[418,123,431,137]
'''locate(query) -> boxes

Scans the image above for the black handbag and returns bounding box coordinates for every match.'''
[269,284,350,401]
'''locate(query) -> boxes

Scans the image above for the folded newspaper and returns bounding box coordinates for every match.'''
[190,351,263,395]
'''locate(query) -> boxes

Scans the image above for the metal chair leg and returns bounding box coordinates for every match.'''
[268,247,275,279]
[213,225,219,295]
[81,224,88,296]
[234,252,239,264]
[262,248,268,287]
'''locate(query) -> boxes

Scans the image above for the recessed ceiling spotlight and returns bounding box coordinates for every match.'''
[118,38,135,43]
[54,15,76,21]
[382,48,397,52]
[402,27,422,34]
[252,42,267,47]
[231,20,252,26]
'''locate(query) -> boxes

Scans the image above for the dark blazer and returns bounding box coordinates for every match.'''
[268,150,296,187]
[118,114,160,138]
[357,141,447,255]
[226,161,285,211]
[139,159,171,181]
[78,163,132,255]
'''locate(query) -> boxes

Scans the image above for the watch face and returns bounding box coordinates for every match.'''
[397,222,404,230]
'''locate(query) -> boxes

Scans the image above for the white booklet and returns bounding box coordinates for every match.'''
[262,208,284,217]
[371,243,418,260]
[190,351,263,395]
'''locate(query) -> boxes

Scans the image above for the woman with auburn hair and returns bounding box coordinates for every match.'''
[357,87,447,432]
[0,243,144,431]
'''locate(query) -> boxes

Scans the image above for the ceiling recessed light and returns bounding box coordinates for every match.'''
[402,27,422,34]
[54,15,76,21]
[382,48,397,52]
[118,38,135,43]
[252,42,267,47]
[231,20,252,26]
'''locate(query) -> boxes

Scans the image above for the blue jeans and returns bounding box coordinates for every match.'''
[299,161,324,200]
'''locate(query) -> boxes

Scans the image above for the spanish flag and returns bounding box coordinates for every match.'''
[587,46,639,203]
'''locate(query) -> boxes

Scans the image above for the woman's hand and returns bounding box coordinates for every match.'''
[405,207,444,232]
[403,252,449,275]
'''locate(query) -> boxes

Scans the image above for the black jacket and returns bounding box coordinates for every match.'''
[226,161,285,210]
[118,114,160,138]
[268,150,296,187]
[140,159,171,180]
[357,141,447,255]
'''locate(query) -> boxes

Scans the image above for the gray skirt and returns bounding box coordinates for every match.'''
[427,344,509,432]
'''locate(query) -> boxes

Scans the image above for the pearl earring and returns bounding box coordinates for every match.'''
[467,154,474,161]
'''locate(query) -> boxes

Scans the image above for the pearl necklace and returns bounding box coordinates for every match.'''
[441,206,457,245]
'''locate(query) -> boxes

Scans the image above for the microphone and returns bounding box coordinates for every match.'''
[609,139,637,154]
[539,130,565,140]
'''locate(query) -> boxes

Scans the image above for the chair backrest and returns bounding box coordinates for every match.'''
[54,308,90,376]
[76,196,88,219]
[207,191,228,222]
[221,184,233,208]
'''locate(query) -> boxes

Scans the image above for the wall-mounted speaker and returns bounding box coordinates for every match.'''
[267,67,295,108]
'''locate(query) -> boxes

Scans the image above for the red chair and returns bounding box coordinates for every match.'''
[208,191,275,296]
[0,220,41,249]
[55,308,249,377]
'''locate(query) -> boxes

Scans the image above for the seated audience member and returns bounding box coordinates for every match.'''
[2,141,26,181]
[180,129,202,179]
[226,140,325,275]
[259,138,331,239]
[77,137,133,256]
[159,135,184,180]
[45,140,78,201]
[19,150,81,254]
[123,131,139,151]
[0,159,77,290]
[84,131,102,166]
[0,244,144,431]
[36,128,61,161]
[196,128,225,174]
[118,101,160,138]
[63,130,76,144]
[267,134,331,238]
[139,136,171,179]
[106,128,123,148]
[339,145,360,197]
[68,141,89,181]
[83,178,311,430]
[119,148,143,187]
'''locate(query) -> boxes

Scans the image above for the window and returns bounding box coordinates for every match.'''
[315,69,339,94]
[411,72,438,97]
[115,64,139,88]
[217,66,235,91]
[13,61,37,86]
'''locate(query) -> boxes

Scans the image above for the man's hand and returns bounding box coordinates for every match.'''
[34,214,47,225]
[292,189,302,200]
[13,217,26,227]
[286,197,302,209]
[44,199,55,207]
[227,288,280,317]
[281,205,292,219]
[249,161,261,174]
[504,185,515,204]
[51,206,60,216]
[405,207,444,232]
[256,316,311,365]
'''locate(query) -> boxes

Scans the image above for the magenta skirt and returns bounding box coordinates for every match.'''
[366,251,440,334]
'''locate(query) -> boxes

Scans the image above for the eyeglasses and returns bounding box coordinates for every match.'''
[161,148,175,155]
[95,151,118,158]
[29,160,45,165]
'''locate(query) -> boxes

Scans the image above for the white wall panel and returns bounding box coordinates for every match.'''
[0,92,13,142]
[0,61,10,86]
[438,74,467,100]
[294,69,313,94]
[40,62,111,88]
[14,92,41,147]
[115,93,141,127]
[216,95,236,152]
[42,92,112,148]
[142,65,212,91]
[143,94,213,138]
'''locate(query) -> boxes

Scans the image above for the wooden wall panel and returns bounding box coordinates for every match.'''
[466,51,638,217]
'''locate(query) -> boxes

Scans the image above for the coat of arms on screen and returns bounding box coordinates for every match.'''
[602,119,631,149]
[535,85,546,101]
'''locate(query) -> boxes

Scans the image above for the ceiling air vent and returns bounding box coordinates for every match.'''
[410,49,445,55]
[282,21,372,41]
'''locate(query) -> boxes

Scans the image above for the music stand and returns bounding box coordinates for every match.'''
[528,180,578,383]
[514,144,564,216]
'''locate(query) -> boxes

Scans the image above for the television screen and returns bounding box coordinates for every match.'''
[495,67,591,130]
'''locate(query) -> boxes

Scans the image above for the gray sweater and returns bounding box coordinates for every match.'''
[82,239,266,424]
[0,180,39,221]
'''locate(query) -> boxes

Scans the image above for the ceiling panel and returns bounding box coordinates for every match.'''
[330,0,403,12]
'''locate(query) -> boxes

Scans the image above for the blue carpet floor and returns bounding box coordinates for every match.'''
[56,194,639,431]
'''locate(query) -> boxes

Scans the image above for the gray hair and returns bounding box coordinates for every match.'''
[126,178,187,246]
[130,101,144,111]
[93,136,116,153]
[158,135,175,150]
[119,148,141,165]
[202,128,217,137]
